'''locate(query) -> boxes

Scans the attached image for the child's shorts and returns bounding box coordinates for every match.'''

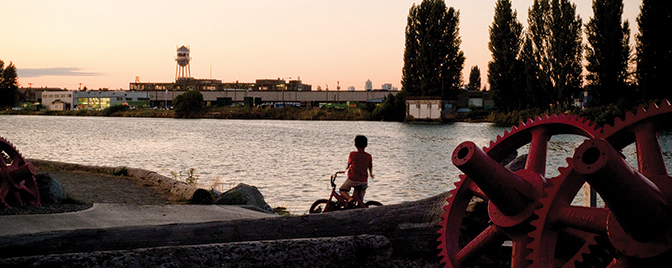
[339,178,368,192]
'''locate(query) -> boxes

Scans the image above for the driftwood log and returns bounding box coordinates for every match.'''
[0,192,451,259]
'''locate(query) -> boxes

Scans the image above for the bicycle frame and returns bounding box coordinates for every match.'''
[323,171,368,211]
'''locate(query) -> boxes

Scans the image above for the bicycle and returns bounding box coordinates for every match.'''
[309,171,383,213]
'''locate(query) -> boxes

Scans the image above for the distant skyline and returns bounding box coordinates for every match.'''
[4,0,642,91]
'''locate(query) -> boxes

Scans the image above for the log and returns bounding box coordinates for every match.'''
[0,191,451,259]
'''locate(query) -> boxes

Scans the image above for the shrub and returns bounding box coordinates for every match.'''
[102,104,129,116]
[173,90,205,118]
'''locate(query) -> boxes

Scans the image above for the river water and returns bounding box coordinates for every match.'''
[1,115,669,213]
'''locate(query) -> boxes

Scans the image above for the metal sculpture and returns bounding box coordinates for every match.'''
[528,100,672,267]
[0,137,40,207]
[437,114,600,267]
[438,99,672,268]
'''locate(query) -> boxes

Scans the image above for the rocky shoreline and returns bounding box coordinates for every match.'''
[2,159,445,267]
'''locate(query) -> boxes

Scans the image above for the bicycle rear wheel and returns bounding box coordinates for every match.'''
[364,200,383,208]
[309,199,329,213]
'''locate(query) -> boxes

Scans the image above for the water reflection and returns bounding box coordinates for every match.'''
[1,115,669,214]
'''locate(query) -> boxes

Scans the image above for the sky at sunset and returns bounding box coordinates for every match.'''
[3,0,642,91]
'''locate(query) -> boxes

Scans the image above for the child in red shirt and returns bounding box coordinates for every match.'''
[339,135,374,204]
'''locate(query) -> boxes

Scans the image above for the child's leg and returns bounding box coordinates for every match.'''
[339,179,354,201]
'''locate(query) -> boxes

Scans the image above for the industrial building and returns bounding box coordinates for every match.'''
[30,45,399,110]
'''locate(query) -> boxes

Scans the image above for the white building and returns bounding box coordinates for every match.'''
[406,97,442,120]
[381,83,393,91]
[41,90,151,110]
[41,91,75,111]
[365,80,373,91]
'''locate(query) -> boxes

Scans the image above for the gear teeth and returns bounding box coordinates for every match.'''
[624,110,637,122]
[648,101,659,112]
[438,113,602,267]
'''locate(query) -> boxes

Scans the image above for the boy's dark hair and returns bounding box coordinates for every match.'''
[354,135,368,149]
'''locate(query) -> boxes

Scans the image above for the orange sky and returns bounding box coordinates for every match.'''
[2,0,642,90]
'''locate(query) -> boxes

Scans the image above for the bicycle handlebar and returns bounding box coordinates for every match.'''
[330,171,346,188]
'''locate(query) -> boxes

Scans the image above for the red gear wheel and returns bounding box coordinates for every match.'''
[437,114,600,268]
[0,137,40,207]
[527,100,672,267]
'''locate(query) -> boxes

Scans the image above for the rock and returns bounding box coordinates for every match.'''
[0,235,393,268]
[35,173,66,204]
[190,189,214,204]
[505,153,527,172]
[214,183,273,213]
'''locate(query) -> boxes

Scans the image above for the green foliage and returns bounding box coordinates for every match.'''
[102,104,130,116]
[113,167,129,176]
[585,0,632,105]
[636,0,672,100]
[370,93,407,121]
[171,168,200,187]
[0,60,19,108]
[173,90,205,118]
[580,105,626,127]
[273,206,292,216]
[489,108,546,127]
[526,0,583,109]
[488,0,525,112]
[402,0,465,100]
[468,66,482,91]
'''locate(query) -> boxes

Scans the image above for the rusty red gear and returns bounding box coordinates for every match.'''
[0,137,40,207]
[437,114,600,268]
[526,99,672,267]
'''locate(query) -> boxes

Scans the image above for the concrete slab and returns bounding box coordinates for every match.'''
[0,203,278,237]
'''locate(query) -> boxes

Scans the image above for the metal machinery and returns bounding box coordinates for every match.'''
[0,137,40,207]
[438,100,672,267]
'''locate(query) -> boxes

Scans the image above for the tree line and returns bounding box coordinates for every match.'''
[397,0,672,116]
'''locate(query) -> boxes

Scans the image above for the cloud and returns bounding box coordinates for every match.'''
[17,67,104,78]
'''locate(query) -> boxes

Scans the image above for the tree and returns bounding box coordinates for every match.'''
[173,90,204,118]
[636,0,672,100]
[527,0,583,109]
[585,0,631,105]
[402,0,465,100]
[487,0,525,112]
[370,92,407,122]
[468,66,481,91]
[0,60,19,108]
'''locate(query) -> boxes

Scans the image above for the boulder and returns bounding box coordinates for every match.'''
[214,183,273,213]
[190,188,214,204]
[505,153,527,172]
[35,173,66,204]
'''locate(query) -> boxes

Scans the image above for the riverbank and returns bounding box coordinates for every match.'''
[0,160,444,267]
[1,105,491,122]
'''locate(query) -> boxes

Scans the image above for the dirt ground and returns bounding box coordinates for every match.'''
[43,169,179,205]
[0,167,182,215]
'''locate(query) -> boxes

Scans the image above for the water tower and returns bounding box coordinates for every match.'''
[175,45,191,80]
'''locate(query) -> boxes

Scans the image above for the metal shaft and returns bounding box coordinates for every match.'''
[573,138,672,242]
[452,141,535,216]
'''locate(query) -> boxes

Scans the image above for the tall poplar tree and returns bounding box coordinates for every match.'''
[0,60,19,108]
[527,0,583,109]
[402,0,465,100]
[468,66,481,91]
[636,0,672,100]
[488,0,524,112]
[585,0,631,105]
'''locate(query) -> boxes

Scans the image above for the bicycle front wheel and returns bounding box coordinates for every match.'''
[309,199,329,213]
[364,201,383,208]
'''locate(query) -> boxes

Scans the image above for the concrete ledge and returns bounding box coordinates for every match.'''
[0,235,392,268]
[28,159,199,201]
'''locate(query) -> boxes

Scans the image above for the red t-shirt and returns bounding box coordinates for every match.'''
[347,150,372,182]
